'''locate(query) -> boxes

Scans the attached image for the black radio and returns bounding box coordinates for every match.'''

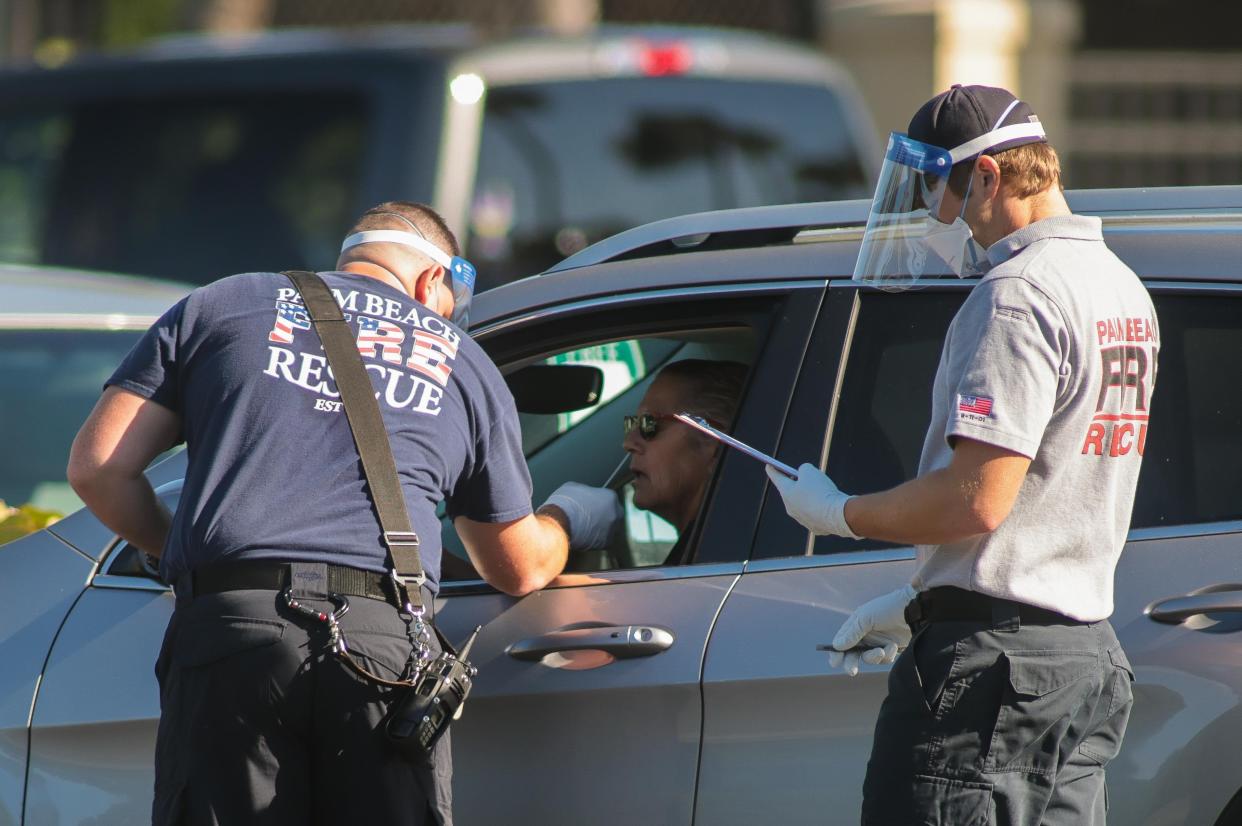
[384,626,480,761]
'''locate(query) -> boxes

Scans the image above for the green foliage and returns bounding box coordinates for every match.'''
[100,0,181,49]
[0,500,62,545]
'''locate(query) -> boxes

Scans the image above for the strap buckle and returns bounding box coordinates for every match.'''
[383,530,421,552]
[388,568,427,615]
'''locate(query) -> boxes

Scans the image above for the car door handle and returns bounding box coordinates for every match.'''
[1147,588,1242,624]
[506,625,674,661]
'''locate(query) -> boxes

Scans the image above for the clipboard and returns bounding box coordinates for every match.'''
[674,413,799,479]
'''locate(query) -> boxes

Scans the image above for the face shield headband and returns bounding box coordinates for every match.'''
[852,118,1046,290]
[340,230,478,329]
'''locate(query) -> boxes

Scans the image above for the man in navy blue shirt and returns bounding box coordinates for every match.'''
[68,202,572,826]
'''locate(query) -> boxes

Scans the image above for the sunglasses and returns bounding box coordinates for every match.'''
[623,413,675,440]
[623,412,723,441]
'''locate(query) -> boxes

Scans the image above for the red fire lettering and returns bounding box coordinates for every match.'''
[1082,423,1107,456]
[1109,423,1135,457]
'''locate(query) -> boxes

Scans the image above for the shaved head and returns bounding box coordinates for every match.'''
[340,201,460,267]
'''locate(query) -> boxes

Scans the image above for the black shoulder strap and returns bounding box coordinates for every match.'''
[281,270,425,613]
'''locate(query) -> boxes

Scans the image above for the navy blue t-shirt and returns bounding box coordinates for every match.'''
[107,271,532,591]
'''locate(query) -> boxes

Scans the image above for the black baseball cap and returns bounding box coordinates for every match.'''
[907,84,1046,160]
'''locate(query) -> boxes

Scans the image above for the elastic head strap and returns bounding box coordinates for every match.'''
[341,230,453,269]
[947,121,1047,165]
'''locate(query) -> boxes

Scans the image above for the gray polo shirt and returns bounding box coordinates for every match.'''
[912,215,1159,621]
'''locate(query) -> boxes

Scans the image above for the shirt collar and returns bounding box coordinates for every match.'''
[986,214,1103,267]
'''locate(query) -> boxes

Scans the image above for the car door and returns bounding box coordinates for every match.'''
[23,478,182,826]
[1100,285,1242,826]
[699,280,1242,826]
[436,282,824,825]
[696,283,969,824]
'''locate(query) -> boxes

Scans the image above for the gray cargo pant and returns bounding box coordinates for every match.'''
[152,585,452,826]
[861,612,1134,825]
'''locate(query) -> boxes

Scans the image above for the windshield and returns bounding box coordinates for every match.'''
[0,91,367,284]
[466,77,873,289]
[0,329,144,513]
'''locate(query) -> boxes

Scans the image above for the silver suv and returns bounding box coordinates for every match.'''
[3,185,1240,825]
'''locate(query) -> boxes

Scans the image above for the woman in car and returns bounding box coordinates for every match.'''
[540,359,747,563]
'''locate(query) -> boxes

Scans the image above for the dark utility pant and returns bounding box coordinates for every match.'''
[152,584,452,826]
[861,593,1134,826]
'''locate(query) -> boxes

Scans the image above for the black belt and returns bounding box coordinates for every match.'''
[904,586,1087,630]
[191,561,397,605]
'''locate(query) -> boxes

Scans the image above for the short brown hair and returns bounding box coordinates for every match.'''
[657,359,748,429]
[948,141,1062,199]
[347,200,459,257]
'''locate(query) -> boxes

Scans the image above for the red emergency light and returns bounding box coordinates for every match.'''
[638,42,691,77]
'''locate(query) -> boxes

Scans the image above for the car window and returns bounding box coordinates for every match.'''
[0,92,366,283]
[466,77,872,288]
[1131,292,1242,528]
[768,287,1241,559]
[441,319,763,580]
[812,290,962,555]
[0,328,146,514]
[518,338,681,456]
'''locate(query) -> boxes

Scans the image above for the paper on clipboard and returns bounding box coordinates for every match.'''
[674,413,799,479]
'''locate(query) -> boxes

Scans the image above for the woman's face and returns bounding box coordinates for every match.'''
[623,374,719,531]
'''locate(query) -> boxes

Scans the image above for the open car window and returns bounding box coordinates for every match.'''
[441,324,760,580]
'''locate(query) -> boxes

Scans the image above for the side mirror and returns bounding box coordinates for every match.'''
[507,364,604,415]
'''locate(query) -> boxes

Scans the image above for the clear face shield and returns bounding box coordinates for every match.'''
[852,133,962,291]
[340,230,477,329]
[853,118,1048,290]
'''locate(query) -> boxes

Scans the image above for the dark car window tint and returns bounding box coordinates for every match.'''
[0,93,366,283]
[816,290,962,555]
[0,329,143,513]
[1131,293,1242,528]
[467,78,871,289]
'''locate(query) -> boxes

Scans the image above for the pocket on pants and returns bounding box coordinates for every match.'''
[911,774,993,825]
[172,616,286,669]
[342,629,419,681]
[1078,646,1135,767]
[984,649,1100,773]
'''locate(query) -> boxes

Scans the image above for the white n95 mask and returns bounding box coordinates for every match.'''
[920,216,988,278]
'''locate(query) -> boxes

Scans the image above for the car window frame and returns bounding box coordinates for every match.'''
[1127,281,1242,541]
[439,279,827,596]
[750,278,1242,575]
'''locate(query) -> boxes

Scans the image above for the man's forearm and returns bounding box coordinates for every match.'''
[843,442,1029,546]
[844,467,991,546]
[74,472,172,557]
[456,511,569,597]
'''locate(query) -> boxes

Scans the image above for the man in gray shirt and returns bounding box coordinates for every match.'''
[768,85,1158,824]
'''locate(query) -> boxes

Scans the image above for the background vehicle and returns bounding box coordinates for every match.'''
[0,24,878,291]
[4,186,1241,824]
[0,266,191,514]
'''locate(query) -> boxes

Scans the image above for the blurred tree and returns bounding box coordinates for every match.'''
[0,500,61,545]
[179,0,276,33]
[101,0,179,48]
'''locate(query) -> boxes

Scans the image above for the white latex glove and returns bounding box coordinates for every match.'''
[539,482,623,552]
[828,584,919,676]
[765,463,860,539]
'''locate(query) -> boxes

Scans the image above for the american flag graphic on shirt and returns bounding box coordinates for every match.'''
[356,316,405,363]
[957,394,994,417]
[268,301,311,343]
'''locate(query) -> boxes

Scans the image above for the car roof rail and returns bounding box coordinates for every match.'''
[545,184,1242,274]
[546,199,873,273]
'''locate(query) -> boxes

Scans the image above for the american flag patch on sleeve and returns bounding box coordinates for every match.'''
[957,394,994,417]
